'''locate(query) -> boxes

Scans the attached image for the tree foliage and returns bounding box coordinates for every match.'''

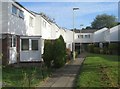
[53,36,66,68]
[43,35,66,68]
[91,14,117,29]
[43,40,53,67]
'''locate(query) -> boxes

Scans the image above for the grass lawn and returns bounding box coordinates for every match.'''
[2,66,52,87]
[76,53,119,88]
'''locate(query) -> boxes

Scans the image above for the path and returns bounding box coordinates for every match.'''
[37,53,86,88]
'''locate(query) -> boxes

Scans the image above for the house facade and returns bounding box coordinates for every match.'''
[1,1,42,65]
[1,0,119,65]
[1,0,74,65]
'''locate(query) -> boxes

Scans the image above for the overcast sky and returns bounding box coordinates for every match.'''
[18,1,119,29]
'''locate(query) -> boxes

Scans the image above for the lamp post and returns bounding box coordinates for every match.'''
[73,7,79,60]
[80,24,83,54]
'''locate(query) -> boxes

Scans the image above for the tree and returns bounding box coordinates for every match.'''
[91,14,117,29]
[43,40,53,67]
[85,26,92,29]
[53,35,66,68]
[43,36,66,68]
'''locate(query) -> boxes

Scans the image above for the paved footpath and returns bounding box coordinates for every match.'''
[37,54,86,88]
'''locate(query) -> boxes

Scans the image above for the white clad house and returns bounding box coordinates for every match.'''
[75,33,94,43]
[104,25,119,43]
[109,25,119,42]
[74,29,96,53]
[51,23,60,39]
[1,1,42,65]
[64,29,74,51]
[93,28,108,43]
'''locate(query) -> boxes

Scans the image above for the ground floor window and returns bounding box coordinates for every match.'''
[9,35,16,47]
[32,40,38,50]
[21,39,29,50]
[21,39,39,51]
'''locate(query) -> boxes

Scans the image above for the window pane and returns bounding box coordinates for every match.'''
[13,36,16,47]
[19,10,24,19]
[32,40,38,50]
[21,39,29,50]
[85,35,87,38]
[12,5,17,15]
[80,35,83,38]
[29,16,33,27]
[9,37,12,47]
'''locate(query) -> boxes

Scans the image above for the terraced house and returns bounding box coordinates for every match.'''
[1,0,74,65]
[1,0,119,66]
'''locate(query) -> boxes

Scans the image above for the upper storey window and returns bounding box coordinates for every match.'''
[12,4,24,20]
[85,35,90,38]
[19,10,24,19]
[43,20,46,27]
[12,5,17,15]
[29,16,33,27]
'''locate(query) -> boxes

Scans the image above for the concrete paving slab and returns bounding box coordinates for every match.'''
[38,55,85,88]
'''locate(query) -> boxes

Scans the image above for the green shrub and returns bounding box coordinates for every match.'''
[94,47,100,54]
[43,35,66,68]
[87,44,94,53]
[100,49,104,54]
[108,43,118,54]
[75,51,78,58]
[53,36,66,68]
[43,40,53,68]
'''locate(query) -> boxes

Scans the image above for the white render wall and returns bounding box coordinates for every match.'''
[93,28,108,43]
[1,2,9,34]
[40,17,52,39]
[1,1,36,36]
[109,25,119,42]
[64,30,74,51]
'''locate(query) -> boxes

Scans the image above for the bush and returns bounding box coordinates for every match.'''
[100,47,109,54]
[43,35,66,68]
[87,44,94,53]
[94,47,100,54]
[108,43,118,54]
[75,51,78,58]
[43,40,53,68]
[53,36,66,68]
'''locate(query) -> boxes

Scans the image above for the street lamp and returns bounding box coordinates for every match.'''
[80,24,83,54]
[73,7,79,60]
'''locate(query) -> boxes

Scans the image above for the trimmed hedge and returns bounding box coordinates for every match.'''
[87,44,94,53]
[94,47,100,54]
[108,43,118,54]
[87,43,118,55]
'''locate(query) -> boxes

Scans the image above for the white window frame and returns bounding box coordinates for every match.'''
[19,10,24,19]
[12,4,18,15]
[29,16,34,27]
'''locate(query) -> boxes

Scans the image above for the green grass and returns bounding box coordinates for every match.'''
[76,53,119,88]
[2,66,52,87]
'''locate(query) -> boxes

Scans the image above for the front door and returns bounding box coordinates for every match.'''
[9,35,17,64]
